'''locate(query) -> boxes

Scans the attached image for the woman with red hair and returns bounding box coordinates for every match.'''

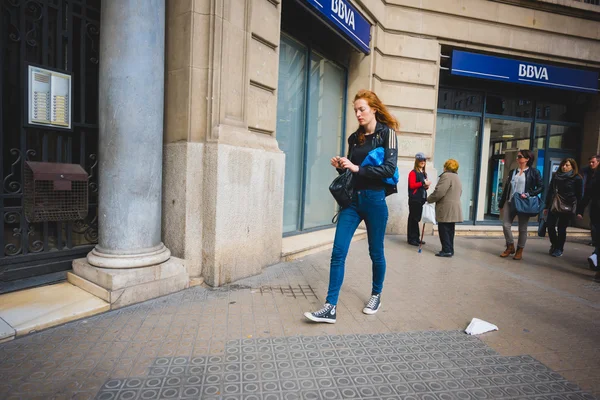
[304,90,398,324]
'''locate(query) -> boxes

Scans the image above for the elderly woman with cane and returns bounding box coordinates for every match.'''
[427,159,463,257]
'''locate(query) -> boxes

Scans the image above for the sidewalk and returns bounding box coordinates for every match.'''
[0,235,599,399]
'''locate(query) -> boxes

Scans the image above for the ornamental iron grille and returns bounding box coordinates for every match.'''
[1,0,100,284]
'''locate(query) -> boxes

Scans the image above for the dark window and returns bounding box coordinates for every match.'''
[486,94,532,117]
[537,102,579,122]
[438,88,483,112]
[549,125,580,151]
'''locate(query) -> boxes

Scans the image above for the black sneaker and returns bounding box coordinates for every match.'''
[304,303,336,323]
[549,246,555,255]
[551,249,563,257]
[362,294,381,315]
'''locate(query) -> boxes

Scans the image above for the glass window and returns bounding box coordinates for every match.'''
[488,119,531,156]
[276,36,307,233]
[434,114,481,221]
[276,35,346,234]
[534,124,547,152]
[303,54,345,230]
[549,125,580,151]
[486,94,532,117]
[533,124,547,178]
[535,101,578,122]
[437,88,483,112]
[478,119,531,221]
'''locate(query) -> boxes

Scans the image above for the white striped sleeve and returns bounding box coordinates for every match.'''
[388,128,397,150]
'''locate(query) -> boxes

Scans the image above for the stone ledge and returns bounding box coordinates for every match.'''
[0,282,109,337]
[0,317,15,343]
[72,257,186,290]
[432,225,590,237]
[70,257,190,309]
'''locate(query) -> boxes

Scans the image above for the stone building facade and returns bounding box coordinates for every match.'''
[161,0,600,288]
[3,0,598,303]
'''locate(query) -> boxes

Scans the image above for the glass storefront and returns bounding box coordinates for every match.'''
[436,88,583,224]
[433,114,480,221]
[276,34,346,234]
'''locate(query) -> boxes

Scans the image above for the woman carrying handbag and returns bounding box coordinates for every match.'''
[498,150,543,260]
[305,89,398,324]
[543,158,582,257]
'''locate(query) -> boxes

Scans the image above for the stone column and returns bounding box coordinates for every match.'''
[89,0,169,268]
[70,0,188,308]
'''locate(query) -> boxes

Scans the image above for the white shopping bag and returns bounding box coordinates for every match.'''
[421,203,437,225]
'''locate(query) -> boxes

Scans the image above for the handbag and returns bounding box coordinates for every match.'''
[329,169,354,209]
[537,213,547,237]
[551,188,576,214]
[512,192,542,217]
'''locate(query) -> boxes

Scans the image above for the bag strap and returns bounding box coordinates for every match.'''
[332,209,340,224]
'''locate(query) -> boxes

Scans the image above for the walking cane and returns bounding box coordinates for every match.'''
[418,223,426,253]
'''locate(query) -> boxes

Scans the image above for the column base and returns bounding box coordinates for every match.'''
[87,243,171,269]
[69,257,189,309]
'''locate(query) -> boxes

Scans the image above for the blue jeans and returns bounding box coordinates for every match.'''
[326,189,389,305]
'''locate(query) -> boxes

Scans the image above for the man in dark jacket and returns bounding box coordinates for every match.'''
[581,155,599,247]
[577,165,600,277]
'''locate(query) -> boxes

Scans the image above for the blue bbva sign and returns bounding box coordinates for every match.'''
[451,50,599,94]
[303,0,371,54]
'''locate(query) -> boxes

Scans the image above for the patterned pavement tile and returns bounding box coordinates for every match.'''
[87,331,596,400]
[1,237,600,399]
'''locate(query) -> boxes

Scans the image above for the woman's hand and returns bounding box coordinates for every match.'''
[330,156,342,169]
[577,214,583,220]
[520,193,528,199]
[338,157,359,173]
[424,179,431,187]
[543,209,548,217]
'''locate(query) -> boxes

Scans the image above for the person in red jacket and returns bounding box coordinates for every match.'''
[407,152,431,246]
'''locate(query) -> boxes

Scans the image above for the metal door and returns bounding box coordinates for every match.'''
[1,0,100,289]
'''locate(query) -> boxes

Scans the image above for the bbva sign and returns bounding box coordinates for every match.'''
[519,64,549,81]
[331,0,355,30]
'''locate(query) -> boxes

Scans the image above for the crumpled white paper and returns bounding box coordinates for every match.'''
[464,318,498,335]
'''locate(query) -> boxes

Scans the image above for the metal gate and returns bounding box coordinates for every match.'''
[1,0,100,288]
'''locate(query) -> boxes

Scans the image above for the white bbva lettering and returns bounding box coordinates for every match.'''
[331,0,356,30]
[518,64,549,80]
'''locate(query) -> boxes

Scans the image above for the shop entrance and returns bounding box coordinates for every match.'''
[481,119,531,221]
[436,86,586,225]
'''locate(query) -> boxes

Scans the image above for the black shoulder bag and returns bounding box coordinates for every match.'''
[329,169,354,209]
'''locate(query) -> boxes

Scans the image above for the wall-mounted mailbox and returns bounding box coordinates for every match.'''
[24,162,88,223]
[28,66,72,129]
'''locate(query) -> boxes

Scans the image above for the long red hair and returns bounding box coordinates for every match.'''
[354,89,399,145]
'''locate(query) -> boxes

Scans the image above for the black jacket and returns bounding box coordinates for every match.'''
[578,172,600,222]
[544,172,583,211]
[498,167,543,209]
[344,121,398,197]
[582,166,597,196]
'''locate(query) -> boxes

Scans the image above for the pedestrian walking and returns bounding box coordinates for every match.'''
[543,158,582,257]
[426,159,463,257]
[577,162,600,272]
[304,89,398,324]
[407,152,431,246]
[582,155,599,247]
[498,149,543,260]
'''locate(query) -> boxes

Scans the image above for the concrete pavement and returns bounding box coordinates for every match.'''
[0,234,599,399]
